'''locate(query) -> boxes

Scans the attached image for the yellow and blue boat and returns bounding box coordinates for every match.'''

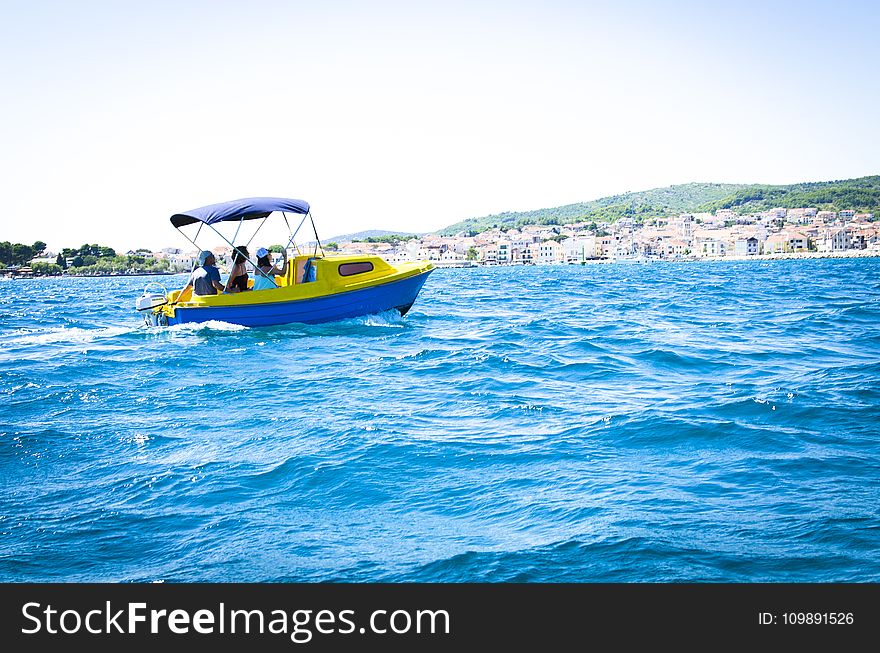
[137,197,433,327]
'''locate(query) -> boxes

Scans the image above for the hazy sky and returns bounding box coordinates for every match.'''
[1,0,877,251]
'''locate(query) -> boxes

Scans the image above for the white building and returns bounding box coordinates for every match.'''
[698,238,726,257]
[417,244,446,260]
[440,249,466,262]
[786,231,810,251]
[734,237,759,256]
[496,240,511,264]
[386,249,415,263]
[822,228,851,252]
[533,240,564,265]
[512,246,533,264]
[671,214,695,238]
[563,235,597,262]
[660,238,689,258]
[786,208,811,224]
[766,231,809,252]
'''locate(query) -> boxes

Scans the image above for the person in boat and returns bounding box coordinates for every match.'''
[179,250,225,298]
[252,247,289,290]
[225,245,251,293]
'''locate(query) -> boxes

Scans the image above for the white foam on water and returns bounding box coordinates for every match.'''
[2,325,136,347]
[346,309,407,328]
[166,320,250,333]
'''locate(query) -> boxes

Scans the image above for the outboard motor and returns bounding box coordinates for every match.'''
[136,282,169,325]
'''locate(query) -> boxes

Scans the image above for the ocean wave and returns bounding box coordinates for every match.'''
[345,309,408,328]
[166,320,250,333]
[2,260,880,582]
[0,324,136,347]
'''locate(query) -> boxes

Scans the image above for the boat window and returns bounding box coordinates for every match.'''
[338,261,374,276]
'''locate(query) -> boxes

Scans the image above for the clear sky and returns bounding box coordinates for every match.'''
[1,0,878,251]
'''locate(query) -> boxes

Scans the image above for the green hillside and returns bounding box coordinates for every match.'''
[324,229,422,244]
[695,176,880,214]
[439,176,880,235]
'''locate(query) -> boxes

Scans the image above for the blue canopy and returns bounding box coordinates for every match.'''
[170,197,310,228]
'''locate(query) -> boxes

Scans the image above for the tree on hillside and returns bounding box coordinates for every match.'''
[0,241,47,265]
[437,176,880,235]
[0,240,49,266]
[12,244,34,264]
[75,244,116,258]
[62,244,117,259]
[355,235,419,245]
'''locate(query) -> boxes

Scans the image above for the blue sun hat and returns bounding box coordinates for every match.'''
[256,247,269,258]
[198,250,214,266]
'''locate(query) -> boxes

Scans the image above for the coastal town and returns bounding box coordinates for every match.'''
[333,206,879,266]
[3,206,879,277]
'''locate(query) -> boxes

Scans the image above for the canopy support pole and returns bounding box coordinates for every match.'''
[204,223,274,282]
[309,212,324,258]
[231,215,245,245]
[282,212,310,254]
[174,226,203,261]
[171,206,315,287]
[281,212,300,255]
[170,226,204,305]
[245,215,270,249]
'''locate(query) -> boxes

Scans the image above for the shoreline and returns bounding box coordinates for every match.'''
[674,250,880,263]
[3,250,878,279]
[448,249,880,267]
[478,249,880,266]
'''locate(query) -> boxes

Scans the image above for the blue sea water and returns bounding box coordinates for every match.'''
[1,259,879,582]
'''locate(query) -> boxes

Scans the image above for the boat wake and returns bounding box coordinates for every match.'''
[165,320,250,333]
[0,325,137,348]
[345,309,408,328]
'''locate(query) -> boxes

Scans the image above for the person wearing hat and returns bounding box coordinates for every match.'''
[252,247,289,291]
[177,250,225,300]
